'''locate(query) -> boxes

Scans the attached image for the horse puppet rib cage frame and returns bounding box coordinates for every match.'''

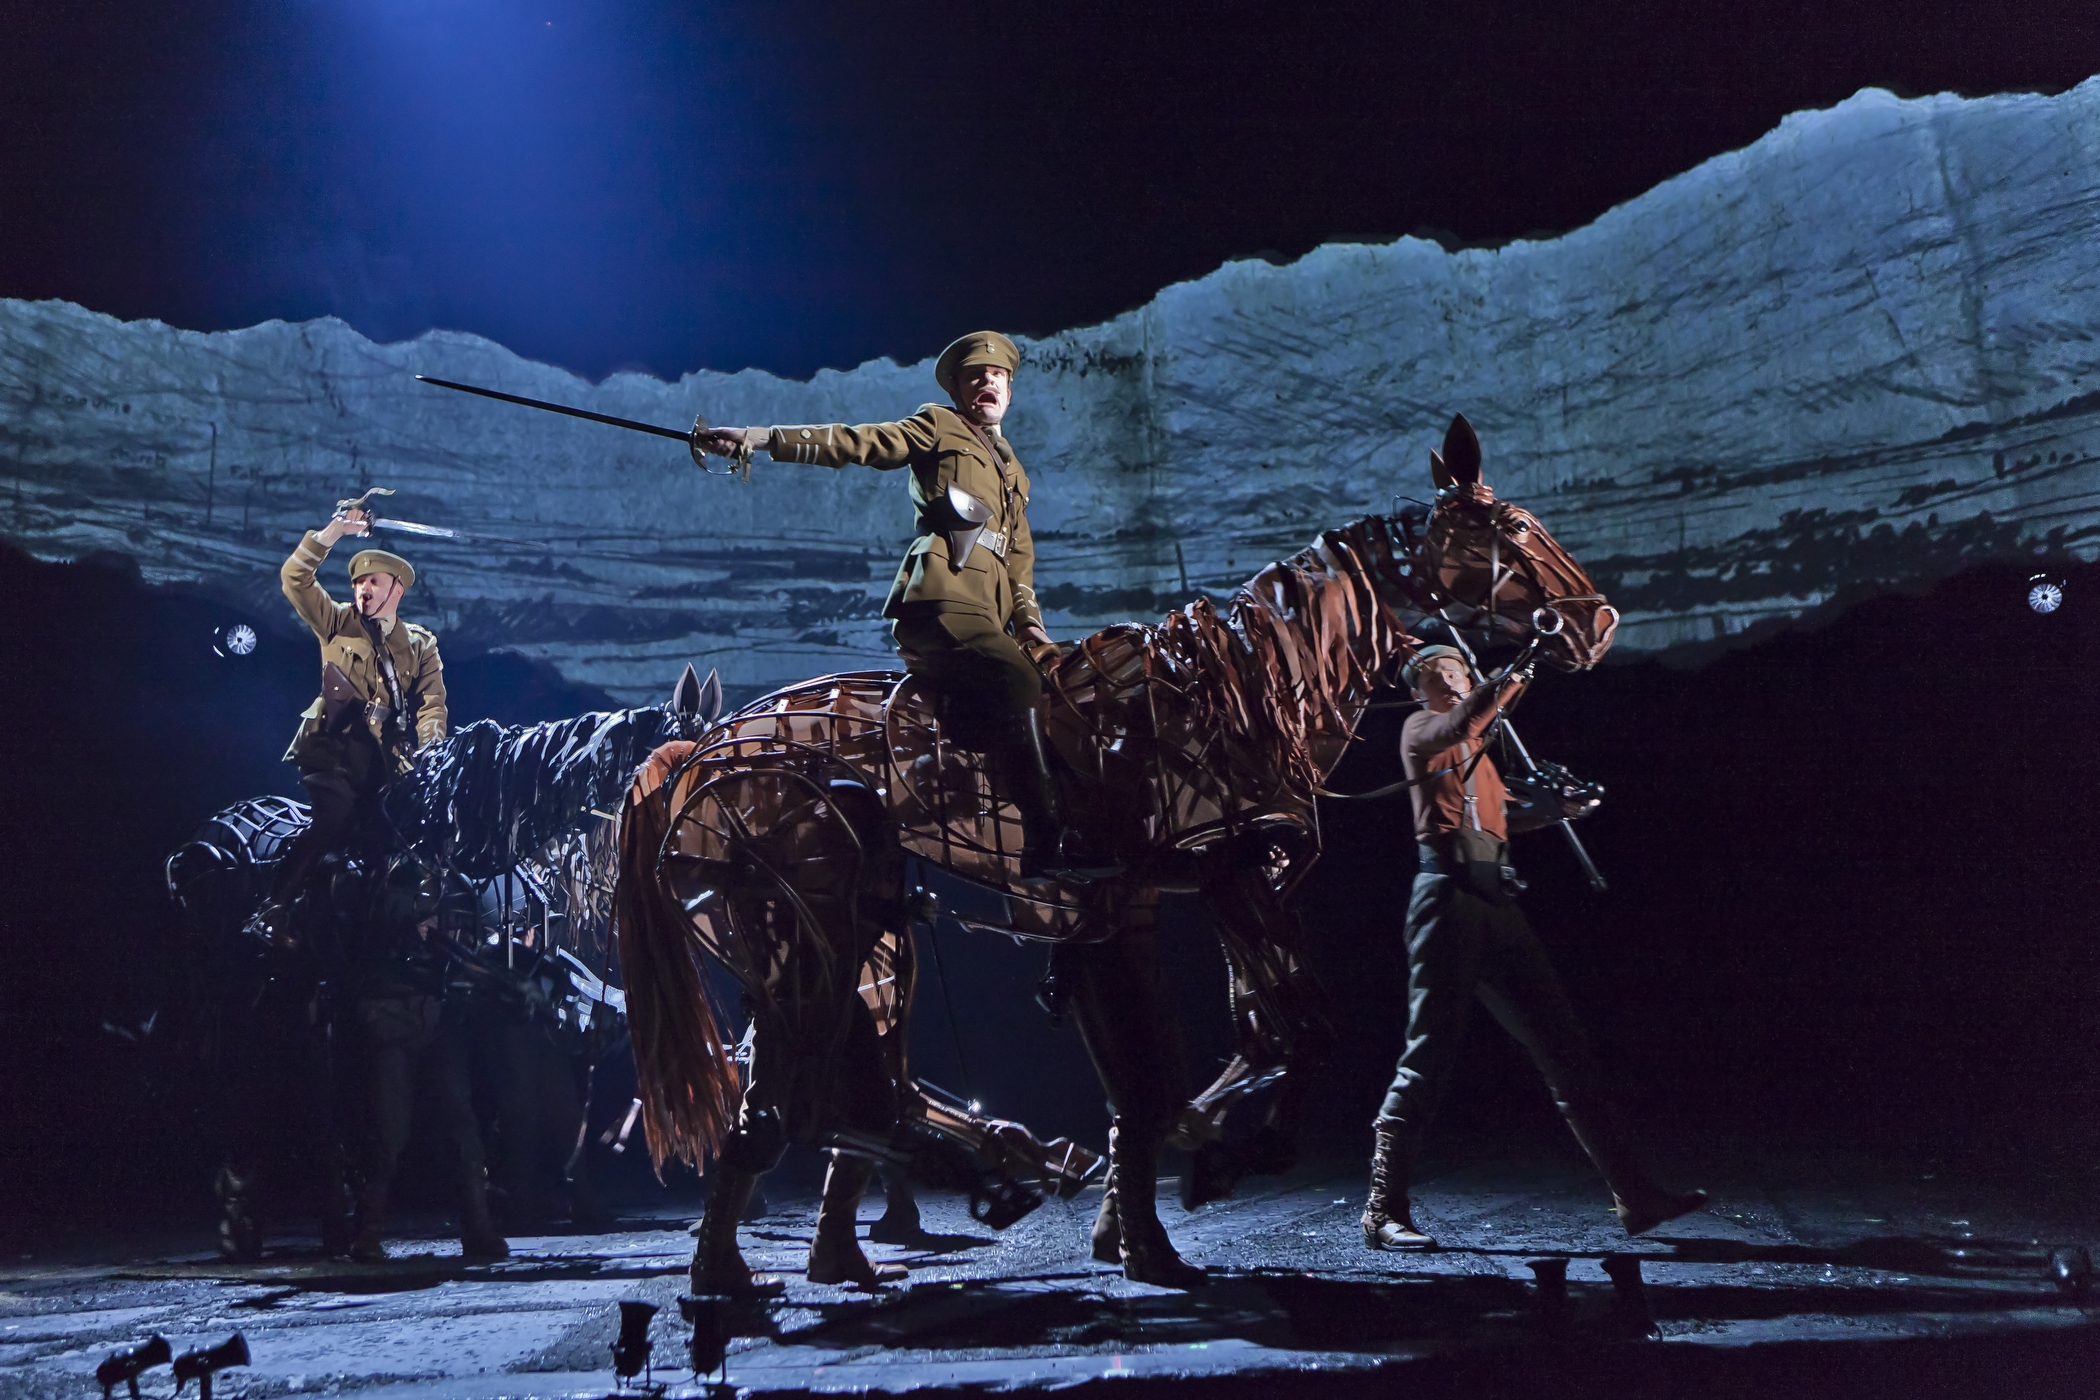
[615,413,1620,1287]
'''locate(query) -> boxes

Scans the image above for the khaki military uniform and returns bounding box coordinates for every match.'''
[767,405,1049,713]
[280,531,448,778]
[264,533,448,918]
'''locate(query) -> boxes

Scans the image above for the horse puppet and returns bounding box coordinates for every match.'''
[615,414,1619,1289]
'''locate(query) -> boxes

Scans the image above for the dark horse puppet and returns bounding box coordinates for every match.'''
[615,415,1618,1289]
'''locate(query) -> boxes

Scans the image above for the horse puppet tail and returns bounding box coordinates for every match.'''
[613,742,737,1174]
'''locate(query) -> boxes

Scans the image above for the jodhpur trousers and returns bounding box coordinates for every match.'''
[1378,871,1643,1194]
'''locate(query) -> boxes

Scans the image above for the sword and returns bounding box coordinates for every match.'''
[331,487,535,548]
[415,375,695,442]
[414,374,753,476]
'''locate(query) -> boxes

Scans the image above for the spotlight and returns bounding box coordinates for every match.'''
[2051,1244,2092,1299]
[2028,574,2066,614]
[611,1300,658,1386]
[211,622,259,658]
[678,1293,728,1377]
[172,1333,249,1400]
[96,1335,171,1400]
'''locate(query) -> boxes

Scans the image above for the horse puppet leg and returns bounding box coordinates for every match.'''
[1176,869,1333,1209]
[1064,911,1205,1289]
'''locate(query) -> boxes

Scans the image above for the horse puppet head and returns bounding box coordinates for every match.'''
[1411,413,1617,671]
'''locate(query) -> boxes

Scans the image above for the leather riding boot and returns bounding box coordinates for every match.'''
[807,1152,906,1288]
[459,1172,511,1263]
[1557,1097,1707,1236]
[1000,709,1070,882]
[1013,708,1125,882]
[1361,1120,1435,1250]
[690,1165,783,1297]
[1104,1118,1205,1288]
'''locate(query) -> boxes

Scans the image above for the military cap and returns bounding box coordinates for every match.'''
[934,330,1021,396]
[348,548,416,589]
[1402,644,1468,689]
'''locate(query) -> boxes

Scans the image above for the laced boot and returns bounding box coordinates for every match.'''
[1361,1120,1435,1250]
[1090,1161,1122,1265]
[214,1164,263,1262]
[690,1165,783,1297]
[459,1172,511,1262]
[807,1152,907,1288]
[1557,1097,1708,1236]
[1104,1119,1205,1288]
[867,1167,925,1245]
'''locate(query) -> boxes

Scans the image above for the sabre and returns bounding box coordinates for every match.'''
[414,374,753,476]
[331,487,537,549]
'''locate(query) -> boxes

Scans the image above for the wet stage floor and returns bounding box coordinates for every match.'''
[5,1147,2095,1398]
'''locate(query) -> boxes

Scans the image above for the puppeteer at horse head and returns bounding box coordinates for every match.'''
[696,329,1112,882]
[250,504,448,940]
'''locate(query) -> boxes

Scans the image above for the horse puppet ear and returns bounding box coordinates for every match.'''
[671,664,724,725]
[1439,413,1483,486]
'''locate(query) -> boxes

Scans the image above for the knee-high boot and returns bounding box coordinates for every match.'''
[997,710,1070,882]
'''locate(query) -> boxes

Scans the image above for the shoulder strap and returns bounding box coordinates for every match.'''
[362,615,406,717]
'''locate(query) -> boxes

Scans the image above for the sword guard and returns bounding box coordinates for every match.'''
[688,415,754,481]
[334,486,395,517]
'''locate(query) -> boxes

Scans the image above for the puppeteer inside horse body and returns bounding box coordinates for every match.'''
[615,415,1626,1288]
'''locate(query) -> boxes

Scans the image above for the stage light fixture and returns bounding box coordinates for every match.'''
[172,1333,249,1399]
[212,622,259,657]
[2028,574,2065,614]
[611,1300,658,1386]
[96,1334,171,1400]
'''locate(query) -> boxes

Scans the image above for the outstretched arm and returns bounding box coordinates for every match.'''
[1401,671,1529,759]
[693,415,938,470]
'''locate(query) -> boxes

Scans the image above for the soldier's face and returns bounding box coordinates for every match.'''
[352,572,404,618]
[952,363,1011,426]
[1414,657,1473,710]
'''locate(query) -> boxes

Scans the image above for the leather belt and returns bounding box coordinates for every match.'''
[979,527,1009,560]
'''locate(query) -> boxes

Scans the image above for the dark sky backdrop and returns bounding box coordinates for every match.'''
[3,1,2098,382]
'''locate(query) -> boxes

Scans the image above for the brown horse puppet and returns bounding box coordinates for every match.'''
[614,414,1617,1290]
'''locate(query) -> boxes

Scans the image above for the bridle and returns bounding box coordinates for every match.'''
[1408,491,1608,653]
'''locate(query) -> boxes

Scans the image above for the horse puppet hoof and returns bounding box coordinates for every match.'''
[1180,1140,1240,1211]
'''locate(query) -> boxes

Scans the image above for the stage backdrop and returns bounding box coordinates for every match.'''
[3,82,2097,704]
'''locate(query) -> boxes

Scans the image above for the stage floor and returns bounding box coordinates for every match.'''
[5,1146,2095,1398]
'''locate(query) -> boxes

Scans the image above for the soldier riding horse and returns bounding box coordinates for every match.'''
[616,413,1620,1290]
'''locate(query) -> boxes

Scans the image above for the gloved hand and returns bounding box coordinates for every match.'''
[1020,627,1064,669]
[691,421,765,471]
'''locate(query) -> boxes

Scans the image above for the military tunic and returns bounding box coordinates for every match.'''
[280,531,448,777]
[766,404,1047,635]
[767,404,1051,718]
